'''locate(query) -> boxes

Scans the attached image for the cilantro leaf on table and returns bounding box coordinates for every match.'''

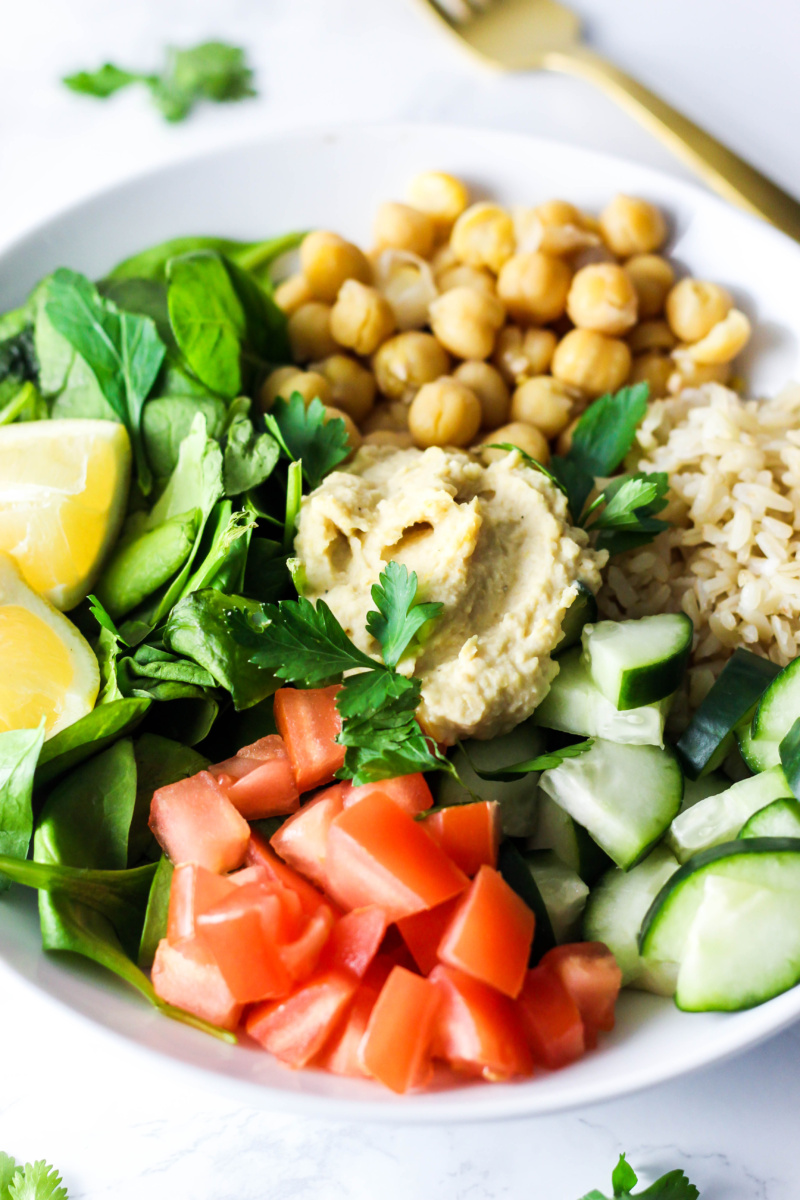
[366,561,443,668]
[6,1159,68,1200]
[264,394,351,490]
[0,1151,17,1197]
[63,62,139,98]
[580,1153,700,1200]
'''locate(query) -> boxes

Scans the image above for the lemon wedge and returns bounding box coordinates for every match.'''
[0,418,131,611]
[0,552,99,738]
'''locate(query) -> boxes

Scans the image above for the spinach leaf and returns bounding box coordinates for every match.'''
[243,538,291,603]
[97,276,174,345]
[0,380,47,425]
[0,327,38,389]
[142,393,227,483]
[138,855,174,969]
[166,252,246,397]
[139,687,219,746]
[181,502,256,598]
[34,299,111,419]
[107,232,305,285]
[0,725,45,891]
[223,411,280,495]
[35,697,151,787]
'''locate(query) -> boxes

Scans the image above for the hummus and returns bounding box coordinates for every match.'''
[294,445,606,744]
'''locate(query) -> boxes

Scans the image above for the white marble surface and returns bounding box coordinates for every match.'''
[3,1,800,1195]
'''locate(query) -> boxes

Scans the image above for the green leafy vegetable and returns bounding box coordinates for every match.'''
[366,561,443,668]
[35,698,150,787]
[4,1157,68,1200]
[141,393,227,483]
[582,473,670,555]
[223,410,280,495]
[180,502,255,597]
[459,737,594,782]
[138,855,174,969]
[0,725,46,891]
[63,62,138,98]
[264,393,351,490]
[553,383,650,515]
[107,232,305,286]
[580,1153,700,1200]
[94,509,200,620]
[0,381,47,426]
[166,252,247,397]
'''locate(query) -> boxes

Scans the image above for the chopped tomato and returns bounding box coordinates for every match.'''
[517,966,585,1070]
[209,735,288,781]
[437,865,534,998]
[423,800,500,877]
[274,685,345,793]
[151,937,242,1030]
[396,896,462,975]
[359,966,440,1093]
[246,969,357,1068]
[166,863,237,944]
[325,792,468,921]
[280,905,336,981]
[149,770,249,874]
[270,783,349,889]
[315,982,380,1077]
[362,951,407,992]
[196,882,291,1003]
[210,737,299,819]
[321,906,388,978]
[430,964,533,1081]
[245,831,327,915]
[345,774,433,817]
[540,943,622,1047]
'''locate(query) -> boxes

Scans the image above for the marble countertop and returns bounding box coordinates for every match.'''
[2,1,800,1195]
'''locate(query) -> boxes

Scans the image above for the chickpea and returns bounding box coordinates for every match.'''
[261,368,332,410]
[515,200,600,257]
[406,171,469,235]
[372,332,450,402]
[409,377,482,449]
[480,422,550,466]
[556,416,580,457]
[330,280,396,356]
[309,354,376,422]
[323,405,362,454]
[624,254,675,318]
[362,399,411,434]
[260,366,297,410]
[665,279,733,343]
[430,243,459,275]
[497,253,572,325]
[373,202,436,258]
[428,287,505,361]
[450,202,515,274]
[552,328,632,397]
[684,309,751,364]
[493,326,557,384]
[362,430,415,449]
[627,319,676,355]
[299,231,371,303]
[436,264,497,296]
[453,361,510,429]
[599,194,667,257]
[510,376,574,438]
[287,302,338,362]
[274,273,315,315]
[566,263,638,336]
[667,352,732,394]
[628,352,672,399]
[373,250,438,330]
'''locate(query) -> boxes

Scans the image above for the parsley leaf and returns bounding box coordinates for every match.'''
[366,561,443,668]
[264,394,351,490]
[553,383,650,514]
[87,593,128,645]
[484,443,569,497]
[7,1160,68,1200]
[613,1155,641,1194]
[459,738,594,781]
[579,1153,700,1200]
[586,473,670,556]
[236,595,376,684]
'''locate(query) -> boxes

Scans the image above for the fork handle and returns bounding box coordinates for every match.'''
[545,44,800,241]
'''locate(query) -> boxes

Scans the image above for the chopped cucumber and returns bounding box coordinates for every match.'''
[583,845,679,993]
[554,581,598,656]
[527,791,611,885]
[436,722,543,837]
[677,649,780,779]
[539,738,683,870]
[582,613,693,711]
[739,656,800,772]
[534,648,671,747]
[522,850,589,943]
[667,765,792,863]
[680,771,730,812]
[497,840,555,963]
[639,838,800,1011]
[739,797,800,839]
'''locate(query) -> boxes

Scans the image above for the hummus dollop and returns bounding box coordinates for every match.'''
[294,445,606,744]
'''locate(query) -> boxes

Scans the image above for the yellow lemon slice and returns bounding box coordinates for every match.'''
[0,418,131,611]
[0,552,100,738]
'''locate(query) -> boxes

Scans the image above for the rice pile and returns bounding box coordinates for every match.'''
[598,382,800,707]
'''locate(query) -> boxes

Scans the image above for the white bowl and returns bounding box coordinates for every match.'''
[2,124,799,1122]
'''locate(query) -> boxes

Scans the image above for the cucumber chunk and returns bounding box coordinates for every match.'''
[435,722,544,837]
[539,738,683,870]
[667,765,792,863]
[741,656,800,772]
[534,648,671,747]
[583,845,679,992]
[739,797,800,839]
[677,649,780,779]
[681,771,729,812]
[522,850,589,943]
[581,613,693,711]
[554,581,598,656]
[527,791,612,885]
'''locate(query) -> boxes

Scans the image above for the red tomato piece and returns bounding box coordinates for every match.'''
[210,737,299,819]
[274,685,345,793]
[315,982,380,1077]
[321,906,388,978]
[540,943,622,1047]
[359,966,440,1093]
[280,905,336,981]
[149,770,250,874]
[345,774,433,817]
[270,783,349,889]
[151,936,243,1030]
[396,896,462,976]
[196,882,292,1003]
[209,735,286,780]
[362,952,406,992]
[423,800,500,876]
[517,966,586,1069]
[437,865,534,998]
[325,793,468,921]
[245,831,327,915]
[430,964,533,1081]
[246,969,357,1068]
[167,863,237,945]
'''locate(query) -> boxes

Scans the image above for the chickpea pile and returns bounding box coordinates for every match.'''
[264,174,751,465]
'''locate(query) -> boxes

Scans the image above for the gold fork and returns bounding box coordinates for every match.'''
[418,0,800,241]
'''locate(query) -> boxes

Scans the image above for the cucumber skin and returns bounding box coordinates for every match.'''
[739,797,800,839]
[553,581,598,657]
[613,615,693,711]
[741,656,800,772]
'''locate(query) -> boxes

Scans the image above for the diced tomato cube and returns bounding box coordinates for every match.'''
[209,735,287,781]
[362,952,406,992]
[167,863,237,945]
[359,966,440,1093]
[245,831,327,915]
[321,906,388,978]
[280,905,336,981]
[270,783,349,889]
[396,896,462,976]
[149,771,250,874]
[437,865,534,999]
[151,937,243,1030]
[423,800,500,876]
[196,882,292,1003]
[325,793,468,922]
[430,964,533,1081]
[315,982,380,1077]
[345,774,433,817]
[540,943,622,1047]
[517,966,586,1070]
[246,969,357,1068]
[274,685,345,793]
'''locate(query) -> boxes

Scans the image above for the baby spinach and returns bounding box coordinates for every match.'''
[35,697,151,786]
[0,725,46,891]
[181,502,256,598]
[0,381,47,425]
[223,411,280,496]
[107,231,305,286]
[137,855,174,969]
[0,327,39,408]
[142,393,227,483]
[166,252,245,397]
[97,276,174,345]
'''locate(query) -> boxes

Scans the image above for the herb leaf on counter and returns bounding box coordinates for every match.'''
[580,1152,700,1200]
[366,561,443,668]
[264,394,351,490]
[3,1155,69,1200]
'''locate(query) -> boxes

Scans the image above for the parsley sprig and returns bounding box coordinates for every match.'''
[264,393,351,491]
[581,1153,700,1200]
[0,1152,68,1200]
